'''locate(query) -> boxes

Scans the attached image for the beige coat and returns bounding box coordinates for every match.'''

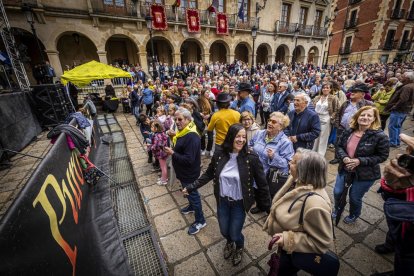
[263,177,333,254]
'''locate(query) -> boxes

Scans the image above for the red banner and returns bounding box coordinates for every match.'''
[151,4,168,31]
[216,13,228,35]
[186,9,200,33]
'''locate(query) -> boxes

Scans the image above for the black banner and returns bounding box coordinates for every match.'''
[0,122,130,275]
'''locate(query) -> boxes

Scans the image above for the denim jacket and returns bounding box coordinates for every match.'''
[249,129,294,174]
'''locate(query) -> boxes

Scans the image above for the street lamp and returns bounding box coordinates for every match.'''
[251,25,257,75]
[291,26,300,71]
[324,32,334,68]
[145,15,156,79]
[22,4,45,64]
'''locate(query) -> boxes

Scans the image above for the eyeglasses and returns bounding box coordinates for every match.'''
[174,117,185,122]
[268,119,279,124]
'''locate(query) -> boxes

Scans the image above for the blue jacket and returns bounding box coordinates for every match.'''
[231,97,256,116]
[270,91,290,114]
[142,88,153,105]
[172,132,201,183]
[285,108,321,150]
[249,130,294,174]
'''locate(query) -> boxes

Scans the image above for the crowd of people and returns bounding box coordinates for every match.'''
[120,60,414,275]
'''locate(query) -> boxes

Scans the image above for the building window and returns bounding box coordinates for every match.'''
[349,9,357,25]
[315,10,323,27]
[385,29,396,46]
[394,0,402,10]
[104,0,125,7]
[344,36,352,51]
[182,0,197,8]
[299,7,308,26]
[237,0,249,19]
[281,3,291,26]
[218,0,225,13]
[145,0,164,4]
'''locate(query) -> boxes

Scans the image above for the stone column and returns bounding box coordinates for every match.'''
[202,53,210,64]
[138,51,149,73]
[268,54,275,64]
[228,54,235,64]
[173,52,181,65]
[45,50,63,77]
[97,50,108,64]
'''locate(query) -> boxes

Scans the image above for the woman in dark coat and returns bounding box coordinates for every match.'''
[184,124,271,266]
[333,106,389,224]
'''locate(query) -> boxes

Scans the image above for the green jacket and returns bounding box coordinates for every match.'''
[372,88,395,114]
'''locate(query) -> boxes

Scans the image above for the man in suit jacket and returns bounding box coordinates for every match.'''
[270,82,290,114]
[285,94,321,150]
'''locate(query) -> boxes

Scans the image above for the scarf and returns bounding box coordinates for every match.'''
[172,121,198,146]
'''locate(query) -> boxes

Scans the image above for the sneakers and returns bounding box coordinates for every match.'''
[188,221,207,235]
[223,242,234,259]
[201,150,206,156]
[328,144,335,149]
[232,247,243,266]
[250,207,262,214]
[156,178,168,185]
[375,243,394,254]
[209,151,214,157]
[180,205,195,215]
[343,215,358,224]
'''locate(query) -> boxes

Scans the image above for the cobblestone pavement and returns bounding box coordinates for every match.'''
[0,132,52,220]
[117,112,414,276]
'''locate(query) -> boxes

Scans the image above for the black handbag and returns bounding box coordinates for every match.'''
[267,167,289,198]
[287,192,340,276]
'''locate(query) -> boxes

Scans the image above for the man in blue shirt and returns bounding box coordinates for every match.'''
[233,82,256,116]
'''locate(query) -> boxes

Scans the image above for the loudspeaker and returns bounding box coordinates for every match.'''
[30,84,74,127]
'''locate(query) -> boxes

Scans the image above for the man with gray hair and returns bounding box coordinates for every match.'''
[164,107,206,235]
[384,71,414,147]
[270,81,290,114]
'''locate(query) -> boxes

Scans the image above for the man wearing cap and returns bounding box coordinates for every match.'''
[231,82,256,116]
[330,83,373,164]
[384,71,414,147]
[207,93,241,154]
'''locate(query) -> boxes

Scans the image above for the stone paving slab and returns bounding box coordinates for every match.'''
[117,112,414,275]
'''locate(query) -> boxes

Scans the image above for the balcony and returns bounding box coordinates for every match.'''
[391,9,406,19]
[344,18,358,29]
[399,40,411,51]
[382,40,399,50]
[274,21,326,38]
[339,46,351,55]
[349,0,362,5]
[407,10,414,20]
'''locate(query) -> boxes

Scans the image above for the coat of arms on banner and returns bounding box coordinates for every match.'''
[150,4,168,30]
[186,9,201,33]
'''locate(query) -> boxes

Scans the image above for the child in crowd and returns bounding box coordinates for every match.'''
[154,106,167,125]
[139,114,160,170]
[150,120,169,185]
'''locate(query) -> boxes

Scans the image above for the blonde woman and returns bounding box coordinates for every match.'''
[312,82,340,156]
[333,106,389,224]
[240,111,260,143]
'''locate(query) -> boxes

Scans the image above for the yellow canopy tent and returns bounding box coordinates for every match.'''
[60,60,132,87]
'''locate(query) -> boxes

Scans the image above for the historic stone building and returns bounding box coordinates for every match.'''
[328,0,414,64]
[3,0,330,81]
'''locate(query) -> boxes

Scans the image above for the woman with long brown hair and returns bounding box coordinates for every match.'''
[198,88,214,156]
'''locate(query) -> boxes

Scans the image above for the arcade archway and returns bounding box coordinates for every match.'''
[209,40,229,63]
[57,32,98,70]
[180,39,202,64]
[105,35,139,66]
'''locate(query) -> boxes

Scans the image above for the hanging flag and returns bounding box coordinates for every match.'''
[238,0,245,22]
[186,9,201,33]
[150,4,168,30]
[172,0,181,13]
[208,0,219,13]
[216,12,228,35]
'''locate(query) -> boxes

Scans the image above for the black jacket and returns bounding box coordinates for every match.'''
[186,151,271,212]
[172,132,201,183]
[336,129,389,181]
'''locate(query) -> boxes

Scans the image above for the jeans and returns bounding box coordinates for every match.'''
[388,111,407,146]
[333,173,375,218]
[217,197,246,248]
[328,126,337,145]
[201,131,213,151]
[132,105,140,121]
[145,103,153,117]
[181,182,205,224]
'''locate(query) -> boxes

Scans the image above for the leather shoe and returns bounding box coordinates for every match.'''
[329,158,339,164]
[374,244,394,254]
[250,207,262,214]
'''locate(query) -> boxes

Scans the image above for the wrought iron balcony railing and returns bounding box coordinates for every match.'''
[275,21,326,38]
[399,40,411,51]
[339,46,351,55]
[407,10,414,20]
[382,40,399,50]
[344,18,358,29]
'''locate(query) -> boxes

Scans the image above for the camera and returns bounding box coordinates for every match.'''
[397,154,414,172]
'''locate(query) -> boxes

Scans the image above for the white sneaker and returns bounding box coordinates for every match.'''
[157,179,168,185]
[201,150,206,156]
[209,151,214,157]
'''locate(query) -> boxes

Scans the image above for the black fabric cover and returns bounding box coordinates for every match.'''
[0,92,41,153]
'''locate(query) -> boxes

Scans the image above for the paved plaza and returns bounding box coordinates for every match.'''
[117,112,413,276]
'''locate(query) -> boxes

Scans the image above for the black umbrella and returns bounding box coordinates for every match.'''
[335,172,355,226]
